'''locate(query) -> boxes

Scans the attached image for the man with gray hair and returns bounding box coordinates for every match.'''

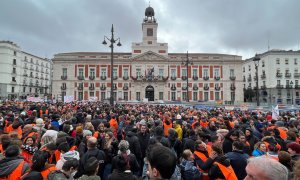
[244,156,288,180]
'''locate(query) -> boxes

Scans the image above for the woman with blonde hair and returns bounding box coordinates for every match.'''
[252,141,267,157]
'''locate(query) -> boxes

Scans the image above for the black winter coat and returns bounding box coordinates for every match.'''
[137,131,150,158]
[208,156,231,180]
[225,150,249,180]
[126,131,142,161]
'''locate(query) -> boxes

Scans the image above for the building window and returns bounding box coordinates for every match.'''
[124,92,128,101]
[101,69,106,77]
[113,69,117,77]
[243,67,245,72]
[136,92,140,101]
[286,80,290,86]
[62,83,66,88]
[204,92,209,101]
[63,68,67,76]
[171,69,176,77]
[295,80,299,86]
[159,92,163,100]
[90,91,94,97]
[182,69,187,76]
[79,69,84,77]
[23,87,26,92]
[35,88,38,93]
[14,51,17,56]
[295,58,298,65]
[90,69,95,77]
[123,69,128,78]
[214,69,220,77]
[192,69,197,77]
[101,92,106,100]
[29,87,32,93]
[13,59,16,65]
[171,92,176,101]
[277,80,281,85]
[203,69,208,77]
[12,77,16,82]
[193,92,198,101]
[277,89,281,96]
[296,92,299,97]
[262,61,265,67]
[285,59,289,65]
[136,69,141,77]
[231,92,235,102]
[13,68,16,73]
[147,28,153,36]
[78,92,83,101]
[248,65,251,71]
[215,92,220,100]
[11,87,15,93]
[230,69,234,77]
[182,92,187,101]
[148,41,152,44]
[276,58,280,64]
[159,69,164,77]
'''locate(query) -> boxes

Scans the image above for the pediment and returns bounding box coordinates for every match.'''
[131,51,169,62]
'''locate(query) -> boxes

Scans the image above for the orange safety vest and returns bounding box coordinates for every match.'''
[194,151,210,180]
[214,162,238,180]
[3,120,9,134]
[0,144,3,153]
[93,131,99,139]
[200,121,209,128]
[23,132,37,142]
[163,122,172,137]
[40,109,49,117]
[0,161,25,180]
[54,150,61,162]
[69,145,77,151]
[6,125,22,139]
[40,166,57,179]
[278,127,288,140]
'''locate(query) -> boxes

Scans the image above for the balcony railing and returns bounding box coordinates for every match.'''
[286,84,293,89]
[113,76,118,80]
[78,86,83,90]
[182,86,188,90]
[261,85,266,90]
[77,76,84,80]
[181,76,187,80]
[100,76,107,80]
[89,86,95,90]
[261,74,266,79]
[247,77,252,81]
[192,76,198,80]
[131,75,169,82]
[230,76,236,80]
[123,76,129,80]
[243,78,246,82]
[203,76,209,81]
[285,73,291,78]
[276,73,282,77]
[204,86,209,90]
[215,86,221,91]
[294,73,300,78]
[276,84,284,89]
[61,76,67,80]
[193,86,198,90]
[113,85,117,90]
[61,86,67,90]
[254,76,258,81]
[295,85,300,89]
[35,76,39,79]
[23,74,28,77]
[214,76,220,81]
[123,86,129,90]
[171,76,176,80]
[89,76,95,80]
[230,85,236,91]
[171,86,176,91]
[45,78,49,80]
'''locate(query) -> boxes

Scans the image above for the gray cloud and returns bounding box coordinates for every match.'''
[1,0,299,59]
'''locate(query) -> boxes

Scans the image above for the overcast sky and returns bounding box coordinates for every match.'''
[1,0,300,59]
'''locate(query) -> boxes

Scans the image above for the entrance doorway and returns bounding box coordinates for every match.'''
[145,85,154,101]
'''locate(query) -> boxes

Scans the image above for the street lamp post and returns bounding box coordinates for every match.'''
[102,24,122,106]
[182,51,193,102]
[253,54,261,107]
[290,81,294,105]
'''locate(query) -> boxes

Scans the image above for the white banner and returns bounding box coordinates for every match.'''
[89,96,98,102]
[272,105,279,120]
[64,96,74,103]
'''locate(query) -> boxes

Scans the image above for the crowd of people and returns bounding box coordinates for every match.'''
[0,101,300,180]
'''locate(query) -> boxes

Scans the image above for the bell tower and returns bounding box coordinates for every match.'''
[142,6,157,44]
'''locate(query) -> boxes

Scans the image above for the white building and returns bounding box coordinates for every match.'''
[52,6,244,104]
[243,50,300,105]
[0,41,52,100]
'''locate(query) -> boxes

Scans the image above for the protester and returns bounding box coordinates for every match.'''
[47,158,79,180]
[180,149,202,180]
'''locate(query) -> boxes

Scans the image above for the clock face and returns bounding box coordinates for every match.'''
[147,28,153,36]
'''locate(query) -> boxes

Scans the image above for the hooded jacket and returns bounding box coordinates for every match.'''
[56,150,80,170]
[0,156,30,178]
[179,159,202,180]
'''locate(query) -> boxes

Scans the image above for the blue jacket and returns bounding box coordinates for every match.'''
[226,150,249,180]
[252,149,266,157]
[180,159,202,180]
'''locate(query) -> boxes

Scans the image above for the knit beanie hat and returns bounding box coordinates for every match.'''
[83,130,92,137]
[287,142,300,154]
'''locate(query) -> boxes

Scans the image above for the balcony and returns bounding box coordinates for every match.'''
[23,73,28,77]
[193,86,198,90]
[35,76,39,79]
[113,85,117,90]
[295,85,300,89]
[123,76,129,80]
[261,85,266,90]
[214,76,220,81]
[40,77,44,80]
[230,85,236,91]
[286,84,293,89]
[261,74,266,79]
[192,76,198,80]
[276,73,282,77]
[61,76,67,80]
[11,80,17,84]
[61,86,67,90]
[131,75,169,82]
[294,73,300,78]
[113,76,118,80]
[77,76,84,80]
[215,86,221,91]
[45,78,49,80]
[123,86,129,90]
[171,76,176,80]
[89,86,95,90]
[11,71,17,75]
[23,82,27,86]
[100,85,106,90]
[29,83,33,87]
[203,76,209,81]
[285,73,291,78]
[247,77,252,81]
[89,76,95,80]
[276,84,284,89]
[100,76,107,80]
[230,76,236,81]
[30,74,34,78]
[254,76,258,81]
[171,86,176,91]
[243,78,246,82]
[78,86,83,90]
[204,86,209,90]
[181,76,187,80]
[182,86,187,90]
